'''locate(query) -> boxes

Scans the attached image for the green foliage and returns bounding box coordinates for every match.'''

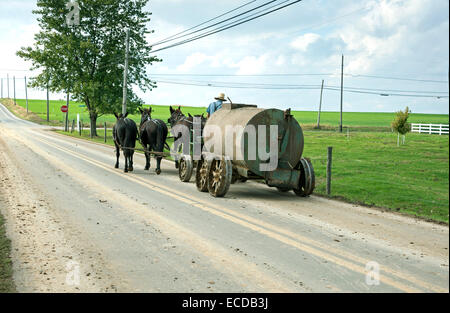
[16,0,161,130]
[391,106,412,135]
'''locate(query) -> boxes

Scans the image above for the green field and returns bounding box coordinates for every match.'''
[11,98,450,129]
[303,131,449,223]
[2,98,449,223]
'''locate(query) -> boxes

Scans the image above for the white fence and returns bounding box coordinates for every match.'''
[411,123,449,135]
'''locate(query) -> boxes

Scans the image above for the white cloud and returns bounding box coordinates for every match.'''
[176,52,209,72]
[290,33,320,51]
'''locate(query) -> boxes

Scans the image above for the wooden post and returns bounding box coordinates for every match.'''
[71,119,75,133]
[46,83,49,122]
[13,76,16,105]
[327,146,332,195]
[25,76,28,113]
[317,79,324,129]
[79,120,82,136]
[104,122,107,143]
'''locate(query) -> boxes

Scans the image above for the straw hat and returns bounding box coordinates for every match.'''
[214,93,227,101]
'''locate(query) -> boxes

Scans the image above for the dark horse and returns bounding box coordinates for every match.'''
[168,106,207,167]
[113,112,138,173]
[139,107,169,175]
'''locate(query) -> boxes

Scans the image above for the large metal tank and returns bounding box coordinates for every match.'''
[203,103,304,177]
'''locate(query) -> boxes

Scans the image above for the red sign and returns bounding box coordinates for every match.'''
[61,105,68,113]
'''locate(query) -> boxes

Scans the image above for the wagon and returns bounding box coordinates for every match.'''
[176,103,315,198]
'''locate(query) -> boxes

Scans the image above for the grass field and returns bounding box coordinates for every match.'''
[10,98,450,130]
[2,97,449,223]
[303,131,449,223]
[0,211,16,292]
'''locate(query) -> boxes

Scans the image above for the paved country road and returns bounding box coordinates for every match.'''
[0,103,448,293]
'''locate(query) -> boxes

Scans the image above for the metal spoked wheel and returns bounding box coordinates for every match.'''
[195,156,209,192]
[294,158,315,197]
[179,155,193,182]
[207,157,232,197]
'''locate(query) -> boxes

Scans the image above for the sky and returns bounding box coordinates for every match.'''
[0,0,448,114]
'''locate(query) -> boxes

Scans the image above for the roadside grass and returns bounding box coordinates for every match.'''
[0,211,16,292]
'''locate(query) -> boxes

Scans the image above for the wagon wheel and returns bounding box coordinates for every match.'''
[179,155,193,182]
[294,158,315,197]
[207,157,232,197]
[277,187,290,192]
[195,156,209,192]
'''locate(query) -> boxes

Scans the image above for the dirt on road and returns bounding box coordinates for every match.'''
[0,136,128,292]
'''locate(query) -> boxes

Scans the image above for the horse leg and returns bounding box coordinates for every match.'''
[129,152,134,172]
[144,143,150,170]
[114,142,120,169]
[155,140,163,175]
[155,156,162,175]
[124,151,129,173]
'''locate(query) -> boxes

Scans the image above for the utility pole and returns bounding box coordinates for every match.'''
[25,76,28,113]
[122,28,130,115]
[317,79,324,129]
[339,54,344,133]
[46,82,50,122]
[13,76,16,105]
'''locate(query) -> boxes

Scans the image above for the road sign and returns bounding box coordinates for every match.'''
[61,105,68,113]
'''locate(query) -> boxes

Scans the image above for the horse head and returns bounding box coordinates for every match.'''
[114,112,129,121]
[138,107,152,127]
[168,105,185,127]
[187,113,207,129]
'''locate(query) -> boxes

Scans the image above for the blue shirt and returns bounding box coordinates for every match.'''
[206,100,223,115]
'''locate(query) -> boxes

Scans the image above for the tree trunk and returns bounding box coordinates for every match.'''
[89,111,98,137]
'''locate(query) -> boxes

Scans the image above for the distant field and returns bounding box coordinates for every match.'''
[11,98,449,129]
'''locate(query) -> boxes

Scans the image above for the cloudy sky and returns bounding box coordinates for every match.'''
[0,0,448,114]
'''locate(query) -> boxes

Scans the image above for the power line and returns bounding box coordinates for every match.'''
[346,74,448,84]
[151,0,258,46]
[150,77,448,93]
[153,79,449,98]
[151,0,303,53]
[149,72,449,83]
[151,0,268,47]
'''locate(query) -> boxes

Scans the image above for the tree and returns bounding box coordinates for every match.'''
[391,106,411,146]
[17,0,161,136]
